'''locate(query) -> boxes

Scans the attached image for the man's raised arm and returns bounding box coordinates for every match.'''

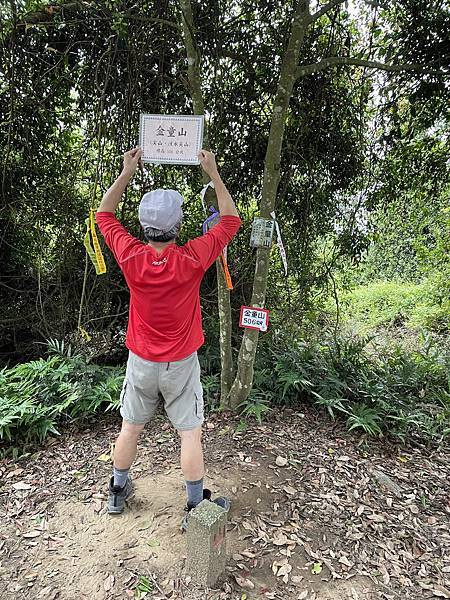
[97,147,142,214]
[198,150,239,218]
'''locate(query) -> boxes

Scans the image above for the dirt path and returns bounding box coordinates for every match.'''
[1,408,449,599]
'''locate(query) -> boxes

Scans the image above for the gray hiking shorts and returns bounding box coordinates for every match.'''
[119,350,204,431]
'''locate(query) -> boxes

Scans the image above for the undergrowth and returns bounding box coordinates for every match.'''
[249,330,450,444]
[0,339,123,452]
[336,280,450,333]
[202,328,449,444]
[1,331,449,451]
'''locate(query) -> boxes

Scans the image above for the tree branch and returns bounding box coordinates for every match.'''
[15,3,179,30]
[178,0,204,115]
[20,2,83,24]
[296,56,449,78]
[308,0,347,22]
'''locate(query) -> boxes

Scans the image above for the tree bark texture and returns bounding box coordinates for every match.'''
[179,0,235,400]
[226,1,310,408]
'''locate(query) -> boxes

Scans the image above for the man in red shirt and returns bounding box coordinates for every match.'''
[96,147,241,526]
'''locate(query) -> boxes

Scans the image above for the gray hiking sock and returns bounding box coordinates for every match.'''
[113,466,129,489]
[186,478,204,507]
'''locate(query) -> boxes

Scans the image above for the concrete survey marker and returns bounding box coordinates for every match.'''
[186,499,228,588]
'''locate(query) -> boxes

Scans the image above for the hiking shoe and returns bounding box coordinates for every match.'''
[212,495,231,512]
[181,488,212,532]
[108,476,133,514]
[181,489,231,532]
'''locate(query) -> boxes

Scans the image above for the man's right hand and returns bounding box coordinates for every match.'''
[198,150,239,218]
[198,149,220,180]
[122,147,143,178]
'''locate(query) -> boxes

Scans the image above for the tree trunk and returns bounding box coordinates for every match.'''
[226,1,310,408]
[179,0,235,400]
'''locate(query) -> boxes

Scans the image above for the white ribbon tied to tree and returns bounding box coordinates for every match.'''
[270,211,288,276]
[200,179,227,260]
[200,179,215,216]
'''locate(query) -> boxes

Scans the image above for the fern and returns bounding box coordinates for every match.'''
[238,391,272,424]
[0,344,125,446]
[347,405,383,436]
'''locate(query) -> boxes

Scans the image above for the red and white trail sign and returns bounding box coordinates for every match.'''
[239,306,269,332]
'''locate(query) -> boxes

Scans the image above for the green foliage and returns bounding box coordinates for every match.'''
[201,373,220,409]
[135,575,153,598]
[337,280,449,333]
[198,316,222,376]
[254,329,449,443]
[1,329,448,447]
[0,342,124,446]
[359,134,449,285]
[237,390,272,424]
[3,0,429,359]
[347,405,382,436]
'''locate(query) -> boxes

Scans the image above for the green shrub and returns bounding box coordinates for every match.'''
[254,329,449,443]
[0,341,124,446]
[2,329,448,448]
[238,390,273,424]
[336,280,449,333]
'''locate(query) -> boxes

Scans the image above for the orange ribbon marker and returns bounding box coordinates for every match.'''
[219,252,233,290]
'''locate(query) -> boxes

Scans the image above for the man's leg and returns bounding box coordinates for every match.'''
[108,420,145,514]
[113,420,145,484]
[179,426,205,508]
[178,427,205,507]
[113,351,159,489]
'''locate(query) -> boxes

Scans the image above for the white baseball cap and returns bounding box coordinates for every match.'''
[138,189,184,233]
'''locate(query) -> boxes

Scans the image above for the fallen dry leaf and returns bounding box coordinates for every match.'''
[379,563,390,585]
[25,571,38,580]
[234,576,255,590]
[23,530,41,538]
[96,452,111,462]
[12,482,32,491]
[272,531,289,546]
[7,468,24,479]
[277,564,292,577]
[339,555,352,568]
[103,573,115,591]
[366,513,385,522]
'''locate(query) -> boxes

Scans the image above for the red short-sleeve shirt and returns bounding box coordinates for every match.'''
[96,212,241,362]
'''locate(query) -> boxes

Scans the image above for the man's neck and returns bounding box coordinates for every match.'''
[147,240,175,255]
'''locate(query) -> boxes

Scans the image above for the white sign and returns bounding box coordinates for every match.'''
[239,306,270,332]
[139,114,204,165]
[250,217,274,248]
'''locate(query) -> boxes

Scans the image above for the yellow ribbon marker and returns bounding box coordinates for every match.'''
[78,326,92,342]
[83,209,106,275]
